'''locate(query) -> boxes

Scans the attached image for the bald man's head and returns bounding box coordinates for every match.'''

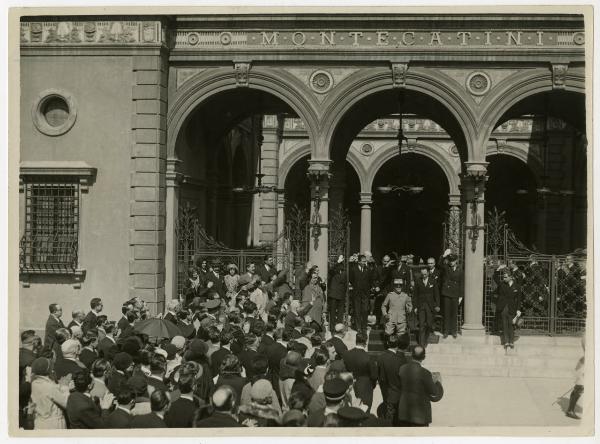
[412,345,426,362]
[212,385,237,413]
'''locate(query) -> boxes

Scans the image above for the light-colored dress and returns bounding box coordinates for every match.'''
[224,274,240,300]
[302,283,325,327]
[30,376,69,429]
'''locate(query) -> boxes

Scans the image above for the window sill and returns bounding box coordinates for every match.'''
[20,268,86,289]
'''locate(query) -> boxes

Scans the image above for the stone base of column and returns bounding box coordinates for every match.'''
[461,323,486,336]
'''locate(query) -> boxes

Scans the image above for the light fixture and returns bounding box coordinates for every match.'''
[463,161,488,252]
[232,133,280,195]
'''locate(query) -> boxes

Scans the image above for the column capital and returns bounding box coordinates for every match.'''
[359,191,373,205]
[448,193,462,206]
[464,161,489,177]
[166,158,183,187]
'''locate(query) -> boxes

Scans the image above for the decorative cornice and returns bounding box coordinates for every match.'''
[20,161,97,191]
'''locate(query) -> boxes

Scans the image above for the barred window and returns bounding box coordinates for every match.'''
[20,176,80,273]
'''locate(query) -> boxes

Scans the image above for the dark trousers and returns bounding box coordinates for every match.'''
[568,385,584,412]
[352,296,369,334]
[442,296,458,335]
[417,309,432,347]
[501,305,514,345]
[328,298,345,326]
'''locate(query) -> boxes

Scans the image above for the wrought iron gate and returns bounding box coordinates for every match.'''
[483,208,587,336]
[443,206,466,331]
[175,203,290,297]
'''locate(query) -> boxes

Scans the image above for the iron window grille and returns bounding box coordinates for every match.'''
[20,176,80,274]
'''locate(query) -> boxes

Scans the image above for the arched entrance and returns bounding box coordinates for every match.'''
[371,153,450,261]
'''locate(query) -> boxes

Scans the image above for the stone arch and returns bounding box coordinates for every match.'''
[486,144,543,186]
[278,143,367,191]
[167,66,321,159]
[365,142,460,196]
[477,68,586,153]
[319,67,477,163]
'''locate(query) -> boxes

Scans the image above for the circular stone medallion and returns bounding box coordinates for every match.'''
[309,70,334,94]
[466,71,492,96]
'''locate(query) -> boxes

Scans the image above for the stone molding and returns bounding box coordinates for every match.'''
[19,161,97,192]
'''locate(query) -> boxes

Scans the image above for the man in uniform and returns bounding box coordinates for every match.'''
[441,254,462,338]
[413,267,440,347]
[381,278,412,338]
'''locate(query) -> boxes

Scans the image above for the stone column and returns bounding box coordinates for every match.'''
[447,194,462,256]
[461,162,488,335]
[258,115,283,245]
[359,191,372,254]
[276,190,287,266]
[307,160,331,282]
[165,159,182,301]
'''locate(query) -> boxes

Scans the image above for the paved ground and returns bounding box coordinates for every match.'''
[370,375,584,427]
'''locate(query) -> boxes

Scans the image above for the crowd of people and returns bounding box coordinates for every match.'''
[18,249,584,429]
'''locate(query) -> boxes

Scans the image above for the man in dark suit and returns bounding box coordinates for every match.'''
[413,267,441,347]
[82,298,103,335]
[238,334,261,379]
[165,371,198,427]
[397,346,443,426]
[493,267,522,349]
[210,329,234,377]
[327,323,348,360]
[44,303,65,349]
[377,333,409,421]
[195,386,242,427]
[206,261,227,297]
[349,255,376,335]
[177,309,196,339]
[67,309,85,333]
[107,352,134,395]
[257,255,277,284]
[147,354,168,394]
[257,320,276,356]
[66,369,115,428]
[342,332,378,412]
[118,303,133,333]
[105,385,135,428]
[441,254,463,338]
[426,257,442,288]
[266,329,289,401]
[131,389,169,428]
[97,322,118,359]
[162,299,179,325]
[328,259,347,327]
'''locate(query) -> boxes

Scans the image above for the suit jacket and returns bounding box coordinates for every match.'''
[210,347,233,377]
[66,391,108,428]
[342,347,378,406]
[493,272,522,315]
[257,263,277,284]
[117,316,129,333]
[349,265,375,296]
[328,269,348,300]
[165,396,198,428]
[413,277,440,327]
[397,361,443,425]
[377,349,407,403]
[98,337,118,359]
[206,271,226,297]
[67,320,83,332]
[428,267,442,289]
[105,407,132,429]
[257,334,275,355]
[266,341,288,388]
[178,321,196,339]
[44,315,65,348]
[238,348,260,379]
[54,358,86,379]
[327,336,348,360]
[80,348,99,369]
[163,312,177,325]
[147,375,168,394]
[195,411,242,427]
[82,311,98,334]
[107,369,128,395]
[130,412,166,428]
[441,265,463,299]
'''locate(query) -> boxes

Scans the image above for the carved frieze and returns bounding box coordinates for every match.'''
[20,21,163,45]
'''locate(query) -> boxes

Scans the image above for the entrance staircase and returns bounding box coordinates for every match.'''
[423,335,583,378]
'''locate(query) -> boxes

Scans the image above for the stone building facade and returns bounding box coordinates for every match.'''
[18,13,587,334]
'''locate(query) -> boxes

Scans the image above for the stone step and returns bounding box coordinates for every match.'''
[437,334,583,347]
[423,365,575,379]
[426,343,582,358]
[423,353,576,369]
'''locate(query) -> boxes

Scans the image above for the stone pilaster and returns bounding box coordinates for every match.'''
[130,52,169,315]
[461,162,488,335]
[165,158,182,301]
[447,194,462,258]
[307,160,331,282]
[258,115,283,244]
[359,192,372,254]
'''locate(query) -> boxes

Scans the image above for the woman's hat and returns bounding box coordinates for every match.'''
[31,357,52,376]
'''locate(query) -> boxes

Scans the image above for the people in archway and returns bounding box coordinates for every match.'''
[440,252,462,339]
[224,263,240,303]
[349,255,376,335]
[413,267,440,348]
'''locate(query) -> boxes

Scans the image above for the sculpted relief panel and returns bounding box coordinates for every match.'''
[20,21,163,44]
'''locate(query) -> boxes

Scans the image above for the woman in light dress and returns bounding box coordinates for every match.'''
[29,357,71,429]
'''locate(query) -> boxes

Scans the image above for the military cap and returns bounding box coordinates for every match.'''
[323,378,348,402]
